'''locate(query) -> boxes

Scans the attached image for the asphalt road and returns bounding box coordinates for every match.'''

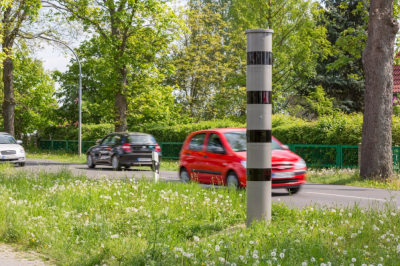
[18,158,400,210]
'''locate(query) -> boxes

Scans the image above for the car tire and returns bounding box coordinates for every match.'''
[180,168,190,183]
[87,154,96,168]
[226,171,239,189]
[124,165,131,169]
[111,155,121,171]
[287,187,301,194]
[19,162,25,167]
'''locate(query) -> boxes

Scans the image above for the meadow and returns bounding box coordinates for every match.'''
[0,165,399,265]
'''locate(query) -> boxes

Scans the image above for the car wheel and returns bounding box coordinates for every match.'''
[111,155,121,171]
[180,168,190,183]
[19,162,25,167]
[287,187,301,194]
[124,165,131,169]
[87,154,96,168]
[226,171,239,189]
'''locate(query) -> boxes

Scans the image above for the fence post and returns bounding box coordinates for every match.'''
[66,141,69,153]
[51,140,54,151]
[336,145,341,168]
[358,143,361,170]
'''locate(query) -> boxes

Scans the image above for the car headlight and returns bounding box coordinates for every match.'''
[19,148,25,154]
[241,161,246,168]
[294,159,306,169]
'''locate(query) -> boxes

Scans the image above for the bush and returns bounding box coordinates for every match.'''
[130,120,245,142]
[39,114,400,146]
[40,124,114,141]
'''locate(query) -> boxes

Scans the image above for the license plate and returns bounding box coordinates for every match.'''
[2,155,15,159]
[272,172,294,179]
[137,158,151,162]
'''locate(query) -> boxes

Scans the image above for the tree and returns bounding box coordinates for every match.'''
[229,0,331,112]
[53,36,182,127]
[307,0,369,113]
[167,1,244,120]
[47,0,181,131]
[1,0,42,136]
[360,0,399,179]
[0,51,57,140]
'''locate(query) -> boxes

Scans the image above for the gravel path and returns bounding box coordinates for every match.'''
[0,244,51,266]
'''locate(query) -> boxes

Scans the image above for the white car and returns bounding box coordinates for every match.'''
[0,132,25,166]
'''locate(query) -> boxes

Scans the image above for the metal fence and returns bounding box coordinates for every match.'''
[37,140,400,168]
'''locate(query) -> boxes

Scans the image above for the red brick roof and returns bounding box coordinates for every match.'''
[394,52,400,93]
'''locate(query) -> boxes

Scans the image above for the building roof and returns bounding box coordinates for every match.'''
[394,52,400,93]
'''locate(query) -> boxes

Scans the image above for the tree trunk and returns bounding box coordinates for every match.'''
[361,0,399,179]
[115,66,128,132]
[2,56,15,136]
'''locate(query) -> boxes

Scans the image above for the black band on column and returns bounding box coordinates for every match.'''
[247,51,273,65]
[247,130,272,143]
[247,168,272,181]
[247,91,272,104]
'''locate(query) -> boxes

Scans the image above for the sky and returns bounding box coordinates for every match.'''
[35,42,78,73]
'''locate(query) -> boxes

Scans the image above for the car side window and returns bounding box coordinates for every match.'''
[108,135,122,145]
[206,133,224,153]
[188,133,206,151]
[101,136,112,145]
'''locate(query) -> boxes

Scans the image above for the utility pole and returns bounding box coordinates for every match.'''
[245,29,273,226]
[49,39,82,156]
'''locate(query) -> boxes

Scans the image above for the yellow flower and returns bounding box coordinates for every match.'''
[320,258,323,261]
[32,239,35,242]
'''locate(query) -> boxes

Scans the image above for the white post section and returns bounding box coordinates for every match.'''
[245,29,273,226]
[152,151,160,182]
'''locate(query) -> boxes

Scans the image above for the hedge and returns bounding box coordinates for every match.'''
[39,114,400,146]
[40,124,114,141]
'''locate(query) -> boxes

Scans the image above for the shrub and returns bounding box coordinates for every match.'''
[40,124,114,141]
[39,114,400,146]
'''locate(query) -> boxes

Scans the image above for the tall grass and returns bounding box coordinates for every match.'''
[0,168,399,265]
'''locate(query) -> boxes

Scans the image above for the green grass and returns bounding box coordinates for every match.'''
[1,167,400,265]
[307,168,400,190]
[26,150,180,171]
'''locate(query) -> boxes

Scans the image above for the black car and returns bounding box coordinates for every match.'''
[86,132,162,170]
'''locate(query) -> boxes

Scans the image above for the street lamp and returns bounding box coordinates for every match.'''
[49,39,82,156]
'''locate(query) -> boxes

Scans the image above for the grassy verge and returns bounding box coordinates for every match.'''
[1,167,400,265]
[26,150,180,171]
[307,168,400,190]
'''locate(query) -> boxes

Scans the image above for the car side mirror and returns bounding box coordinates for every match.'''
[211,147,226,154]
[17,140,22,144]
[96,139,102,145]
[282,145,289,150]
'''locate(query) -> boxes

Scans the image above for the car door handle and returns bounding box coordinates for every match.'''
[203,155,208,158]
[186,153,191,155]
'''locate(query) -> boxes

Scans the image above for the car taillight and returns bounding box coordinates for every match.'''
[122,143,132,152]
[155,144,161,152]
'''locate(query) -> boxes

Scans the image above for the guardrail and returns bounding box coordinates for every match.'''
[37,140,400,169]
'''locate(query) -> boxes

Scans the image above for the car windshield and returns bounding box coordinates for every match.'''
[128,135,156,144]
[0,135,16,144]
[223,132,283,151]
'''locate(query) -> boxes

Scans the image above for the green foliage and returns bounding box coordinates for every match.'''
[40,124,114,141]
[0,51,57,138]
[53,0,183,130]
[130,120,246,142]
[167,1,245,120]
[273,113,364,145]
[229,0,331,111]
[307,0,369,113]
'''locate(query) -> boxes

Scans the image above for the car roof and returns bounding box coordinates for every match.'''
[113,132,154,136]
[0,132,11,135]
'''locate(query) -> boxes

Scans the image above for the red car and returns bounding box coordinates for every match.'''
[179,128,306,193]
